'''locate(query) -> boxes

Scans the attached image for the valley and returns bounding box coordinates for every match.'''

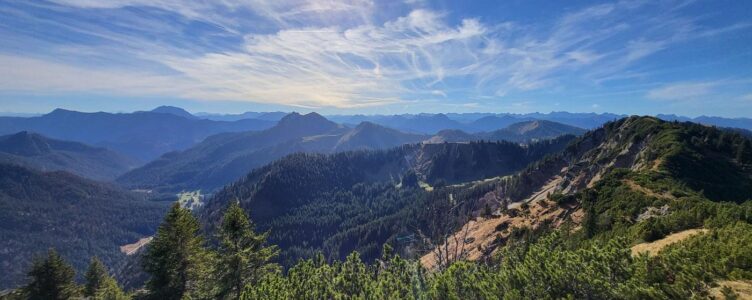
[3,2,751,298]
[1,111,751,299]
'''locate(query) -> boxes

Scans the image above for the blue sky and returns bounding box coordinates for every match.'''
[0,0,751,117]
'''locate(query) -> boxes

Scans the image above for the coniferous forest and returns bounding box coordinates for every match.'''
[2,2,752,298]
[3,116,752,299]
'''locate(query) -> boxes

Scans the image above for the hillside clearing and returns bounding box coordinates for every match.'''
[120,237,153,256]
[710,280,752,300]
[630,229,707,257]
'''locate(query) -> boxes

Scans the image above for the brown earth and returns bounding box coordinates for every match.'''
[630,229,707,257]
[120,236,153,256]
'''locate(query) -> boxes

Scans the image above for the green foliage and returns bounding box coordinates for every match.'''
[84,257,107,297]
[84,257,128,300]
[142,203,213,300]
[0,163,169,289]
[23,250,80,300]
[429,261,497,300]
[13,116,752,299]
[91,276,129,300]
[202,137,573,267]
[216,202,279,299]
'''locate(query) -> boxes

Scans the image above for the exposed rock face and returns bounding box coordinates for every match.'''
[421,117,675,269]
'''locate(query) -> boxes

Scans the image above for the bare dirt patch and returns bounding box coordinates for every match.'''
[623,179,675,200]
[709,280,752,300]
[630,229,707,257]
[120,236,153,256]
[421,198,580,270]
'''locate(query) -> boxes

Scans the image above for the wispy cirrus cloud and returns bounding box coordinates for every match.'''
[0,0,750,112]
[647,81,719,101]
[157,9,486,107]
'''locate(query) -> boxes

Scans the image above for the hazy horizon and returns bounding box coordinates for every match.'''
[2,105,752,121]
[1,1,751,117]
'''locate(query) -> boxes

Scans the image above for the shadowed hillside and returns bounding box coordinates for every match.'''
[0,164,170,289]
[0,131,139,181]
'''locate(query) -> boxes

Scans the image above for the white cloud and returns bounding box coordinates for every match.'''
[3,1,749,109]
[739,93,752,102]
[0,55,192,95]
[149,9,486,108]
[47,0,376,29]
[646,82,718,101]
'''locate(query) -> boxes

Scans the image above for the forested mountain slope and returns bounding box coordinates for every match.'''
[0,164,170,289]
[0,131,138,181]
[8,116,752,299]
[425,120,586,144]
[200,136,575,266]
[422,116,752,271]
[0,108,275,161]
[481,120,587,142]
[117,114,430,193]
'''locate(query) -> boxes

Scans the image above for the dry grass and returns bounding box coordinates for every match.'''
[709,280,752,300]
[630,229,707,257]
[420,197,581,270]
[623,179,675,200]
[120,236,153,255]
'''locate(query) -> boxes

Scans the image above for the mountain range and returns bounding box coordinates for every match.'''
[196,115,752,271]
[418,116,752,268]
[2,107,752,294]
[416,119,588,144]
[116,113,424,192]
[0,108,275,161]
[1,106,750,164]
[199,135,576,266]
[117,113,585,193]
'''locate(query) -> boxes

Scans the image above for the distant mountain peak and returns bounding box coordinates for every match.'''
[150,106,196,119]
[353,121,383,130]
[277,112,336,128]
[46,108,76,116]
[506,120,583,135]
[0,131,52,155]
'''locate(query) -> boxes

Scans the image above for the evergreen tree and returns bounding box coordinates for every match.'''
[737,139,752,164]
[24,249,79,300]
[216,201,279,299]
[84,257,128,300]
[582,190,598,238]
[334,252,370,297]
[142,203,212,300]
[91,276,129,300]
[84,257,107,297]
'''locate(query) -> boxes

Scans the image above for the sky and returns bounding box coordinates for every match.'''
[0,0,751,117]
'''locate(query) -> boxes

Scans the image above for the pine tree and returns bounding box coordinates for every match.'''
[216,201,279,299]
[737,139,751,164]
[142,203,212,300]
[92,276,129,300]
[334,252,370,297]
[84,257,107,297]
[24,249,79,300]
[84,257,128,300]
[582,189,598,238]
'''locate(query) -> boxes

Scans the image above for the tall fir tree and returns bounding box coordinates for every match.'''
[142,203,213,300]
[84,257,107,297]
[24,249,79,300]
[216,201,279,299]
[84,257,128,300]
